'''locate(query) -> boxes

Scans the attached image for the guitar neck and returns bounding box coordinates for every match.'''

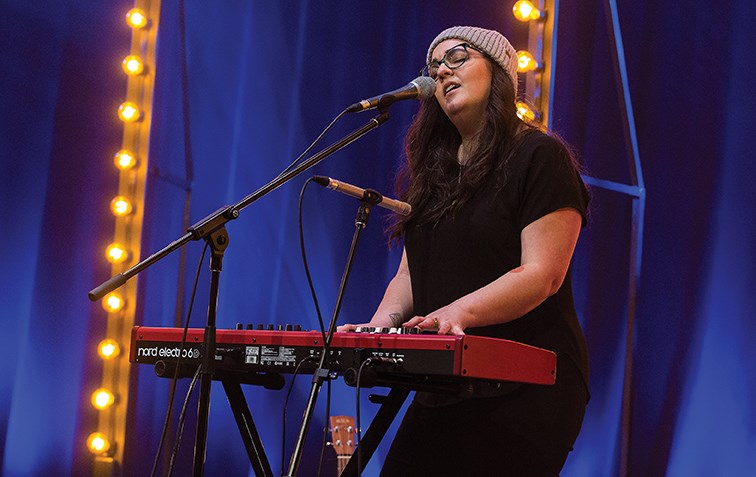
[336,455,350,476]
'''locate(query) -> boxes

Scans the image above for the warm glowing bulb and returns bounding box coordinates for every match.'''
[516,101,537,121]
[517,50,540,73]
[110,196,133,216]
[513,1,543,21]
[102,293,125,313]
[87,432,111,455]
[91,388,116,410]
[114,149,137,170]
[122,55,144,75]
[118,102,141,122]
[98,339,121,360]
[105,243,129,264]
[126,8,148,29]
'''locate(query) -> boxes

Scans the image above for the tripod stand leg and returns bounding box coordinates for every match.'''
[223,380,274,477]
[341,387,410,476]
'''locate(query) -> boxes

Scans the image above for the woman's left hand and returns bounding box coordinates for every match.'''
[402,304,468,335]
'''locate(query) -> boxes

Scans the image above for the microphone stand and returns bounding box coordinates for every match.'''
[88,110,390,477]
[284,190,382,477]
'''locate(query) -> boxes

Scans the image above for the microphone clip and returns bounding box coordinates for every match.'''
[360,189,384,207]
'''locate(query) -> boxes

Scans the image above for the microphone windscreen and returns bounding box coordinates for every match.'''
[312,175,330,187]
[411,76,437,100]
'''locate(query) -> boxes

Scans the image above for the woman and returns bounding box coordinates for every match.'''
[341,26,590,476]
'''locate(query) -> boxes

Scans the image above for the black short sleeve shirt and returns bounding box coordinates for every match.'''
[405,131,590,382]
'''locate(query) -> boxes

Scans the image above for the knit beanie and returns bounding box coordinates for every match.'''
[427,26,519,95]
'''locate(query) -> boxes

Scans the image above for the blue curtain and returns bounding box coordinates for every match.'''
[1,0,754,476]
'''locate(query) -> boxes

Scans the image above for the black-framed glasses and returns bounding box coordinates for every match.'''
[421,43,479,80]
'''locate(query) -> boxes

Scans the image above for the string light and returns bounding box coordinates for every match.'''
[87,432,112,455]
[97,339,121,360]
[92,2,158,467]
[101,293,126,313]
[114,149,137,170]
[121,55,145,76]
[125,8,148,29]
[517,50,541,73]
[117,102,141,122]
[105,243,129,264]
[91,389,116,410]
[512,1,544,21]
[110,196,134,216]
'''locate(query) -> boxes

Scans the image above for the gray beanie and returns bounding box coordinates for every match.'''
[427,26,519,95]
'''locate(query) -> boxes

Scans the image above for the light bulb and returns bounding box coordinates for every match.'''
[86,432,111,455]
[110,196,133,216]
[98,339,121,360]
[91,388,116,410]
[513,1,543,21]
[516,101,538,121]
[114,149,137,170]
[118,102,141,122]
[105,243,129,264]
[102,293,125,313]
[126,8,148,29]
[517,50,540,73]
[122,55,145,75]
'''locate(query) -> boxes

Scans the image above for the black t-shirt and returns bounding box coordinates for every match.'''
[405,131,590,389]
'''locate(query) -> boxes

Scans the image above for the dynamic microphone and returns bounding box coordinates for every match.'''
[313,176,412,216]
[345,76,436,113]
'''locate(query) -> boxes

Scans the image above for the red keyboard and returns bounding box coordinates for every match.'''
[130,326,556,385]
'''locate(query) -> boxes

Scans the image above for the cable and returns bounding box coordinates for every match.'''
[354,358,376,477]
[297,178,327,340]
[280,355,319,476]
[275,109,348,182]
[167,364,202,477]
[315,379,333,477]
[149,242,209,477]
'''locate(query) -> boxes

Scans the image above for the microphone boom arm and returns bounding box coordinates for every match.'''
[88,110,390,301]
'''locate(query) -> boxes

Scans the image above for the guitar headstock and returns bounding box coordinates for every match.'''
[329,415,355,457]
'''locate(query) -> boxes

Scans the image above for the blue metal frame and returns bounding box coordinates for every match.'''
[542,1,645,475]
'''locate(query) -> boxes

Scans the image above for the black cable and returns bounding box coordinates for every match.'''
[315,379,332,477]
[297,177,327,340]
[280,355,319,476]
[355,358,377,477]
[297,178,335,477]
[149,242,209,477]
[167,364,202,477]
[276,110,347,181]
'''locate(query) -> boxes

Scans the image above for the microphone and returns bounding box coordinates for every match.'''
[345,76,436,113]
[313,176,412,216]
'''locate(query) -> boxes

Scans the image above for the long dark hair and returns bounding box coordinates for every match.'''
[388,61,543,242]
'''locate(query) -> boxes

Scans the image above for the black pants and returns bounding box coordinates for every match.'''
[380,357,587,477]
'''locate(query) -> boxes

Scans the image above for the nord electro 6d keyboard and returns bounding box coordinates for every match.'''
[130,325,558,476]
[129,325,556,386]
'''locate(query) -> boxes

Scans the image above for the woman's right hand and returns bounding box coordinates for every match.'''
[336,323,369,333]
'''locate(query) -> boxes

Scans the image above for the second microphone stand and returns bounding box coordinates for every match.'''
[285,189,383,477]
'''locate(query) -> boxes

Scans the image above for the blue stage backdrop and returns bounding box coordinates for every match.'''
[1,1,754,476]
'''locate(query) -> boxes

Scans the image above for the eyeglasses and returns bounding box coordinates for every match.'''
[421,43,480,80]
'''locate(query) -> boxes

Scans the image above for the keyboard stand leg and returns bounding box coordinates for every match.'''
[222,380,274,477]
[341,387,410,476]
